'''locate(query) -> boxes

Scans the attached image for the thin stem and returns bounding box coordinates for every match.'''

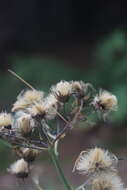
[14,143,47,151]
[53,123,69,143]
[55,110,69,124]
[53,99,84,144]
[48,146,73,190]
[8,69,35,90]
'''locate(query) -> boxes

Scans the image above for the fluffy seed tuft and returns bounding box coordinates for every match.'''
[51,80,72,102]
[92,90,117,112]
[0,112,12,129]
[45,94,58,120]
[13,113,34,137]
[27,102,46,118]
[12,89,44,112]
[92,173,124,190]
[71,81,88,98]
[73,148,118,175]
[8,159,29,178]
[22,89,44,102]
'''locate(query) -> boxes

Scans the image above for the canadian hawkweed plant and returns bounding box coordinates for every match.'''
[0,70,125,190]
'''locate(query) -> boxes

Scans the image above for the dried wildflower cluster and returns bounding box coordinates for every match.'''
[0,77,121,189]
[74,148,125,190]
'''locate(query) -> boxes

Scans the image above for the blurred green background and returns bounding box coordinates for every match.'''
[0,1,127,189]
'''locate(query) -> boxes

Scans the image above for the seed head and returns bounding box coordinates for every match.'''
[45,94,58,120]
[71,81,88,98]
[92,90,117,112]
[22,148,40,162]
[51,80,72,102]
[92,173,124,190]
[22,89,44,103]
[73,148,118,175]
[0,112,12,129]
[27,102,46,118]
[12,90,44,112]
[15,147,40,162]
[12,99,30,112]
[8,159,29,178]
[15,114,34,137]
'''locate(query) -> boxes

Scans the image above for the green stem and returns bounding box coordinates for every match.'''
[49,146,73,190]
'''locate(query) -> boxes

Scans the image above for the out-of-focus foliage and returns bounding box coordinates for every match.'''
[0,56,86,107]
[11,30,127,126]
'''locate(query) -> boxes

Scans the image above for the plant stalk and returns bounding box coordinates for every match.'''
[49,146,73,190]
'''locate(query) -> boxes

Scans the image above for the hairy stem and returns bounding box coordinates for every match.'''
[49,146,73,190]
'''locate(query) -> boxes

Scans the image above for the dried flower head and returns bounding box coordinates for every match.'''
[27,102,46,118]
[92,90,117,112]
[45,94,58,120]
[12,98,30,112]
[12,90,44,112]
[22,148,39,162]
[71,81,88,98]
[8,159,29,178]
[51,80,72,102]
[22,89,44,102]
[15,147,40,162]
[14,114,34,137]
[0,112,12,129]
[73,148,118,175]
[92,173,124,190]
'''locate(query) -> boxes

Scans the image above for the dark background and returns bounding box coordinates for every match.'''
[0,1,127,189]
[1,0,127,65]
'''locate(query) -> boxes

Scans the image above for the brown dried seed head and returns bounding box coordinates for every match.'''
[22,148,40,162]
[19,115,32,137]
